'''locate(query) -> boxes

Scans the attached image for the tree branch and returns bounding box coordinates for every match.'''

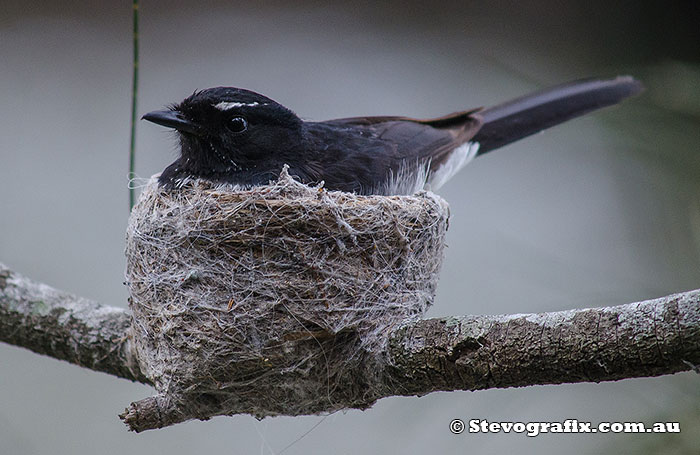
[1,261,698,432]
[0,262,148,384]
[384,290,700,396]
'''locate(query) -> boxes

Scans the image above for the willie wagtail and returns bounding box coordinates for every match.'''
[143,77,643,195]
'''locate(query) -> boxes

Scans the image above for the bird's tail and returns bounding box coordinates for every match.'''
[473,76,644,155]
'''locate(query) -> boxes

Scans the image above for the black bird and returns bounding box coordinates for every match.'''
[143,77,643,195]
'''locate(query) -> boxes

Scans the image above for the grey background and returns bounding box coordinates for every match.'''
[1,1,699,453]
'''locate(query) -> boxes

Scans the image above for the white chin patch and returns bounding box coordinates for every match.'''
[427,141,480,191]
[213,101,261,111]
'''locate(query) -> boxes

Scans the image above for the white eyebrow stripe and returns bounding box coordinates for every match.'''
[213,101,262,110]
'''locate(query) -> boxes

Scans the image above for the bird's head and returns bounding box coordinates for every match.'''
[143,87,303,186]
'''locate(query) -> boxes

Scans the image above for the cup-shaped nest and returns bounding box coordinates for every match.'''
[125,168,449,419]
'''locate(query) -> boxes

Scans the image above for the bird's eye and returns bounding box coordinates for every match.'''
[227,117,248,134]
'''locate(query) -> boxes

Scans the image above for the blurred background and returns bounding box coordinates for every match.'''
[1,0,699,453]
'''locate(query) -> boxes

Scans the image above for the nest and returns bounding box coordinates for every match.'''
[125,168,449,422]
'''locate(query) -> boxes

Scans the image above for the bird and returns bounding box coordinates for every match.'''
[143,77,643,195]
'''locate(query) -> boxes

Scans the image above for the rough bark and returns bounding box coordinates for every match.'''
[1,261,698,433]
[384,291,700,396]
[0,263,148,384]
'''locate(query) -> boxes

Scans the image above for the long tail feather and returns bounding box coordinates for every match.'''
[473,76,644,155]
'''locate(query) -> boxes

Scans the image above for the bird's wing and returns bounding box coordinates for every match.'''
[325,110,482,161]
[326,109,482,128]
[324,110,484,193]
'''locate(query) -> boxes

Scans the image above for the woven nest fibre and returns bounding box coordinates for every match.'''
[125,168,449,419]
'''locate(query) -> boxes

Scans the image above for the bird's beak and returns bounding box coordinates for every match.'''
[142,110,202,135]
